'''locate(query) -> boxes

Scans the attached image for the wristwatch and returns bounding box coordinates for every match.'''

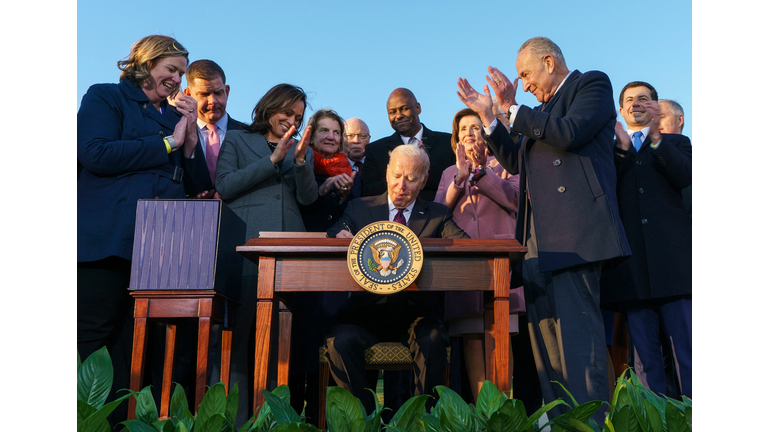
[164,135,179,153]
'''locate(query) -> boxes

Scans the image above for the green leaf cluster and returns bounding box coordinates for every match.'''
[604,369,692,432]
[77,347,133,432]
[78,347,692,432]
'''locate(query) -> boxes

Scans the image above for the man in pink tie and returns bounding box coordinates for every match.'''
[183,60,246,199]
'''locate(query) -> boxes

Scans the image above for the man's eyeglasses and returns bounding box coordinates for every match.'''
[345,133,370,140]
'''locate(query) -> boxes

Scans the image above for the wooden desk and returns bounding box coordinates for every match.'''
[238,237,526,413]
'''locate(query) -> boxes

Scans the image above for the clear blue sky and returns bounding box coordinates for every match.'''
[76,0,692,141]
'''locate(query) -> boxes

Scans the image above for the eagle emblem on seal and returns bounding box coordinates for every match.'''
[368,239,404,277]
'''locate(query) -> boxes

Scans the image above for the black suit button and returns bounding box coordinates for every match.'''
[636,161,642,166]
[533,128,542,137]
[553,159,562,166]
[331,192,336,198]
[275,194,281,200]
[639,188,644,193]
[641,218,648,224]
[327,215,333,220]
[557,186,566,193]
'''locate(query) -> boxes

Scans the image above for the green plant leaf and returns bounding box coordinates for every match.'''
[665,403,688,432]
[611,405,640,432]
[476,380,508,420]
[77,399,97,425]
[154,419,176,432]
[551,416,596,432]
[684,406,692,429]
[77,346,113,410]
[225,382,240,426]
[169,383,189,425]
[602,415,616,432]
[681,396,692,407]
[133,386,159,426]
[197,413,226,432]
[623,380,651,432]
[520,399,568,432]
[78,393,132,432]
[552,381,580,408]
[273,384,292,403]
[117,419,160,432]
[326,386,367,432]
[363,388,385,432]
[419,413,443,432]
[174,421,190,432]
[434,386,475,432]
[486,412,516,432]
[643,400,662,432]
[388,394,429,432]
[489,399,527,432]
[195,382,227,427]
[264,388,302,425]
[384,426,410,432]
[556,400,605,425]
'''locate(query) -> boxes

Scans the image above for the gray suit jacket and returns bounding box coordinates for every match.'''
[216,130,318,242]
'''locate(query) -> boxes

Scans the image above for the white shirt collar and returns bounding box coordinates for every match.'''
[196,113,229,157]
[626,126,651,142]
[387,195,417,223]
[400,124,424,145]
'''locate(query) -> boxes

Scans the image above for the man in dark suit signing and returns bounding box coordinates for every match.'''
[326,145,468,414]
[361,88,454,201]
[601,82,692,398]
[183,59,246,199]
[457,37,631,418]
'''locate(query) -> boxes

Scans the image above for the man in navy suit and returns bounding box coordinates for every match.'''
[183,59,246,199]
[457,37,631,417]
[326,145,468,415]
[361,88,454,201]
[601,82,692,398]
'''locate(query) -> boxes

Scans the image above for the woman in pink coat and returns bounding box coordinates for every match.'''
[435,108,523,402]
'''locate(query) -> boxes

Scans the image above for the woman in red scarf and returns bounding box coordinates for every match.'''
[300,109,356,232]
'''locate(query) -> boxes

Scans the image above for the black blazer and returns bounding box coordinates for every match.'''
[601,133,692,309]
[487,70,631,273]
[360,125,454,201]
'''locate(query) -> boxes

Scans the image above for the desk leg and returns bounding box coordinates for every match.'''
[253,300,274,415]
[196,310,212,413]
[221,328,233,394]
[160,324,177,419]
[493,257,510,395]
[277,301,292,387]
[128,299,149,420]
[253,256,276,417]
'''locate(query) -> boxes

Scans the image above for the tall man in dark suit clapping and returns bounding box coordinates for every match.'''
[456,37,631,417]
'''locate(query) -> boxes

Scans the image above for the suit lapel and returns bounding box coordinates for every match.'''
[407,198,430,237]
[420,125,436,153]
[242,132,272,160]
[369,194,391,226]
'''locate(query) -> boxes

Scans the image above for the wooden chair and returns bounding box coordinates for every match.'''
[317,343,450,430]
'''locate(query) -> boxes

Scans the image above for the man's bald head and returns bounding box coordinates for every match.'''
[386,88,422,137]
[343,117,371,162]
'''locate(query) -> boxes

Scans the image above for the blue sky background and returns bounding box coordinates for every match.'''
[76,0,692,141]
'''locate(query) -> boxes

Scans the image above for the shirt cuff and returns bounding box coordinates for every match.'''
[508,104,520,126]
[484,118,498,135]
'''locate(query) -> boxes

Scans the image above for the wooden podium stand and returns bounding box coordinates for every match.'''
[237,238,526,414]
[127,199,245,418]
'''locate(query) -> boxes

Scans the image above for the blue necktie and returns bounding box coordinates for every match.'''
[632,131,644,152]
[408,137,418,145]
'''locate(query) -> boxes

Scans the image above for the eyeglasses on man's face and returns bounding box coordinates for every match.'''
[345,133,370,140]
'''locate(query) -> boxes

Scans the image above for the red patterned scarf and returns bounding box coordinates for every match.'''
[312,149,352,177]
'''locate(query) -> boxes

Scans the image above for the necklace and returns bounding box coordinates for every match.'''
[266,140,278,152]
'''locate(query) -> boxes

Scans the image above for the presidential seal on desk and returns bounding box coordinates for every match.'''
[347,221,423,294]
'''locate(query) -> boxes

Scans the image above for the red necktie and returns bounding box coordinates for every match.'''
[205,124,220,185]
[394,208,406,225]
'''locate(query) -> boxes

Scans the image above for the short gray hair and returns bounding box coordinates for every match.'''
[659,99,685,132]
[389,145,430,181]
[519,36,566,67]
